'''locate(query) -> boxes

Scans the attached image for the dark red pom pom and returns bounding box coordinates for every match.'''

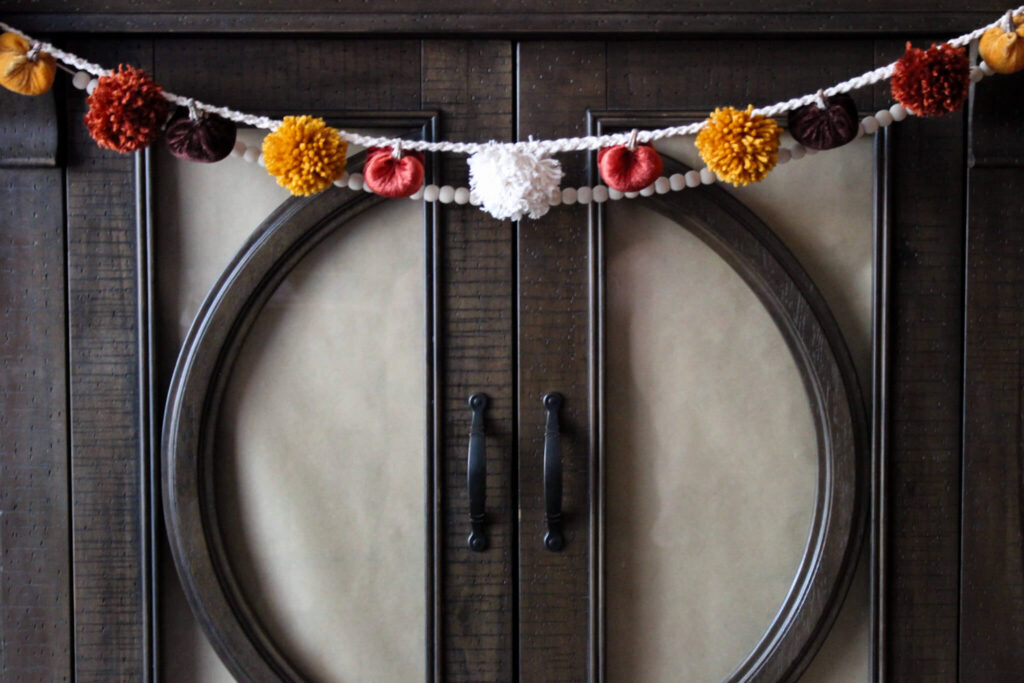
[84,64,170,153]
[597,143,663,193]
[363,146,425,198]
[787,93,859,151]
[164,106,237,163]
[891,42,970,117]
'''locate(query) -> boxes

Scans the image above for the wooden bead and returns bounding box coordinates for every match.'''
[889,103,908,122]
[562,187,578,205]
[231,140,247,157]
[454,187,470,205]
[422,184,439,202]
[608,187,624,200]
[790,144,807,160]
[639,184,655,196]
[72,70,91,90]
[969,66,984,83]
[410,186,425,200]
[684,171,701,188]
[438,185,455,204]
[654,177,670,194]
[548,188,562,206]
[699,168,716,184]
[875,109,894,127]
[243,147,260,164]
[624,191,639,199]
[86,78,98,94]
[777,147,792,164]
[669,173,687,191]
[348,173,364,191]
[592,185,609,203]
[577,186,592,204]
[860,115,879,135]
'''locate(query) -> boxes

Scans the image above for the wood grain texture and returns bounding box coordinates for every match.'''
[0,162,72,682]
[959,68,1024,681]
[517,41,606,682]
[0,87,58,168]
[876,37,966,681]
[422,40,517,683]
[64,38,150,682]
[6,4,1011,36]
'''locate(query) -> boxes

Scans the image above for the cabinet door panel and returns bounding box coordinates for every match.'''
[604,201,818,682]
[598,135,873,681]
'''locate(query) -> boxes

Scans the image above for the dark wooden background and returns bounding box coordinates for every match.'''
[2,2,1023,681]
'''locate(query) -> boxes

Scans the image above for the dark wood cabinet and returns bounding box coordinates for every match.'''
[3,4,1024,681]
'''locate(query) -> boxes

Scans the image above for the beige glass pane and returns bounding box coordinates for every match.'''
[156,129,426,682]
[605,134,873,683]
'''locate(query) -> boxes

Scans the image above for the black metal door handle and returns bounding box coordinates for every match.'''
[542,392,564,551]
[467,393,489,552]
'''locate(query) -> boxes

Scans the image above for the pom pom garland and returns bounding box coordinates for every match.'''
[891,42,970,117]
[0,32,57,96]
[84,65,170,153]
[261,115,347,196]
[695,105,781,186]
[979,11,1024,74]
[597,132,664,192]
[787,92,860,151]
[467,144,563,221]
[164,105,237,163]
[363,146,426,198]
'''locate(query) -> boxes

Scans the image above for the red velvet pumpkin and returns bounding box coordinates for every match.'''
[363,146,425,197]
[597,143,663,193]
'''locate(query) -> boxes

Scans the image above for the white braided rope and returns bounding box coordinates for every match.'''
[3,7,1022,153]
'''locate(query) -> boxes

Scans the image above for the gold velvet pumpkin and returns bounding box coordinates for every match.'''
[979,13,1024,75]
[0,32,57,95]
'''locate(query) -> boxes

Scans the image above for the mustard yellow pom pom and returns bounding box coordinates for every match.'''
[262,115,347,196]
[695,105,781,186]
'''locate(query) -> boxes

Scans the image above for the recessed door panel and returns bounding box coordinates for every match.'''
[157,132,426,681]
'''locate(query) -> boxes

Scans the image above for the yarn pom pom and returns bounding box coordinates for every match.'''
[695,105,781,186]
[787,93,859,151]
[84,65,169,153]
[468,144,563,221]
[363,146,425,198]
[979,12,1024,74]
[597,142,663,192]
[0,32,57,96]
[891,42,969,117]
[261,115,347,196]
[164,106,237,163]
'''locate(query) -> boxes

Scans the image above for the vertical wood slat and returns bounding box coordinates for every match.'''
[64,39,151,681]
[959,68,1024,681]
[517,41,606,682]
[422,40,517,683]
[877,36,966,681]
[0,119,72,679]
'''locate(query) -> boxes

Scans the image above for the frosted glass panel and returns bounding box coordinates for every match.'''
[605,204,818,682]
[605,135,873,682]
[156,129,426,682]
[215,198,425,682]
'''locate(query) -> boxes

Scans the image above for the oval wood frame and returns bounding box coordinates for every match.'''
[163,157,867,682]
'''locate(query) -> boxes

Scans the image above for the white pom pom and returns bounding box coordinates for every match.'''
[467,144,563,221]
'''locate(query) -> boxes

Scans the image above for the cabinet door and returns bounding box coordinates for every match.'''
[517,40,872,681]
[156,38,522,682]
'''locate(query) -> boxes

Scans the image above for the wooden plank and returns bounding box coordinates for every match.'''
[422,40,517,683]
[0,87,58,167]
[5,4,1011,36]
[959,68,1024,681]
[875,37,966,682]
[0,163,72,682]
[64,38,151,681]
[516,40,606,682]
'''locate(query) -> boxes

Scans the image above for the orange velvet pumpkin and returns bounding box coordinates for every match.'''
[0,32,57,96]
[980,13,1024,74]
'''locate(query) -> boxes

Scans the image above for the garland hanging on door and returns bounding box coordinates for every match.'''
[1,9,1023,220]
